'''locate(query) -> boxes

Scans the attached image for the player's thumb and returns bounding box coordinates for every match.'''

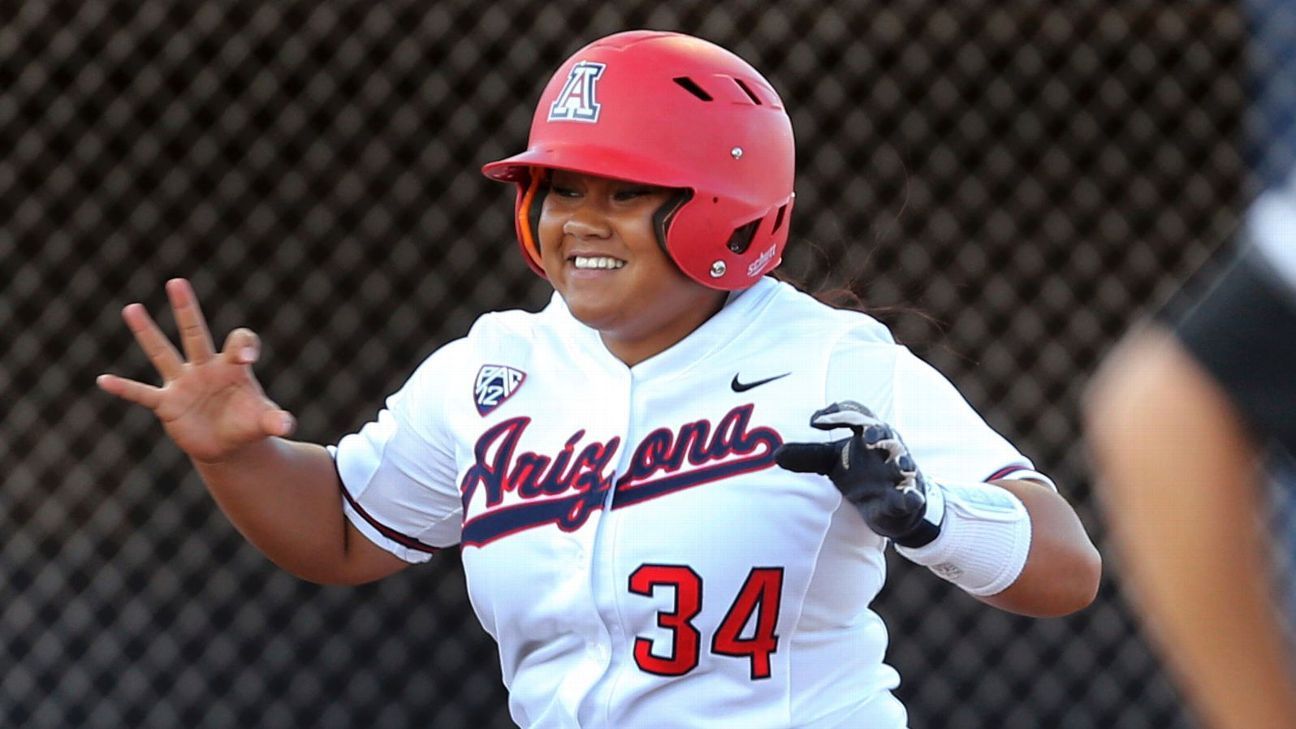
[258,406,296,438]
[223,327,261,366]
[774,442,839,476]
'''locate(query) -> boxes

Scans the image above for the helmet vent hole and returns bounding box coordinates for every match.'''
[771,204,788,234]
[673,76,713,102]
[726,218,761,254]
[732,78,762,105]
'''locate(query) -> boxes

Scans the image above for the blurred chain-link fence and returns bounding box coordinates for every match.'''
[4,2,1291,727]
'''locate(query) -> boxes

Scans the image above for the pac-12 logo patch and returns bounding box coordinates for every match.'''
[475,365,526,416]
[548,61,606,123]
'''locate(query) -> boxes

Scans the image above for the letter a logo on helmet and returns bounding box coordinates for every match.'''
[548,61,606,123]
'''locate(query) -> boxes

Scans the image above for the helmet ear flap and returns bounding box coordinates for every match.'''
[652,189,693,255]
[515,170,550,275]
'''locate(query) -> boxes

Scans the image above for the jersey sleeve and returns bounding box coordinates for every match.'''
[826,325,1050,487]
[330,339,468,562]
[887,348,1050,486]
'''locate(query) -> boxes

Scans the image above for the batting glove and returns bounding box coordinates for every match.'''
[775,401,941,547]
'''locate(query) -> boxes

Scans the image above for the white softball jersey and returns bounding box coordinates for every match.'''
[331,277,1044,729]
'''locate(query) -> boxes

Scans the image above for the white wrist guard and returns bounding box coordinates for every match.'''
[894,481,1032,596]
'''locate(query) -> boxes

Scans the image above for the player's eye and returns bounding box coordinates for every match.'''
[613,187,655,201]
[551,185,580,198]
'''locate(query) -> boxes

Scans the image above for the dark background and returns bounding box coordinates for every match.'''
[4,2,1292,727]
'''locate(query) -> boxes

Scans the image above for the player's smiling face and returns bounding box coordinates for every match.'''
[537,169,727,366]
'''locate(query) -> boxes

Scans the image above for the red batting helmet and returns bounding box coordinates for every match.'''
[481,30,796,291]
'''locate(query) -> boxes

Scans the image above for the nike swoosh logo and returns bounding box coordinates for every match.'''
[731,372,791,392]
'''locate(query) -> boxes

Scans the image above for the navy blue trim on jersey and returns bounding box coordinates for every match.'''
[1173,244,1296,453]
[612,450,779,510]
[460,451,779,547]
[460,488,609,547]
[984,463,1035,482]
[337,473,440,555]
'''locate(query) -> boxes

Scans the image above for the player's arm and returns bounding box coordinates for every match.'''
[98,279,408,586]
[192,438,409,585]
[1086,326,1296,729]
[972,477,1100,617]
[778,402,1099,618]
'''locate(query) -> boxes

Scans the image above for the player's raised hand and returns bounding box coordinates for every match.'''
[775,401,934,545]
[97,278,296,464]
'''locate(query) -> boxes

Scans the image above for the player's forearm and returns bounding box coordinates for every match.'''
[1087,329,1296,729]
[974,479,1101,617]
[192,438,354,583]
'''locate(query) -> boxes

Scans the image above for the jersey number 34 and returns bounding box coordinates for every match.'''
[628,565,784,680]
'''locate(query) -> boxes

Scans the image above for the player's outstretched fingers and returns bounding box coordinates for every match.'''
[96,373,164,410]
[862,424,891,445]
[865,427,909,465]
[222,328,261,366]
[122,303,184,381]
[165,278,216,364]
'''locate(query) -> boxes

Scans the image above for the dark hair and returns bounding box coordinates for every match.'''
[770,269,867,310]
[770,249,947,349]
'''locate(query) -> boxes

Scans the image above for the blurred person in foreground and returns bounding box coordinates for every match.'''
[1085,166,1296,729]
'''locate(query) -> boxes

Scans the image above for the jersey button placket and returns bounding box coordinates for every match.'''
[579,364,635,724]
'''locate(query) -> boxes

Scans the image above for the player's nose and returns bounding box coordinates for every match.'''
[562,204,612,239]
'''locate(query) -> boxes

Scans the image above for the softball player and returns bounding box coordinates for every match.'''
[99,31,1099,728]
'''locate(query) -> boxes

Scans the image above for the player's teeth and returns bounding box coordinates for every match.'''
[573,256,626,270]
